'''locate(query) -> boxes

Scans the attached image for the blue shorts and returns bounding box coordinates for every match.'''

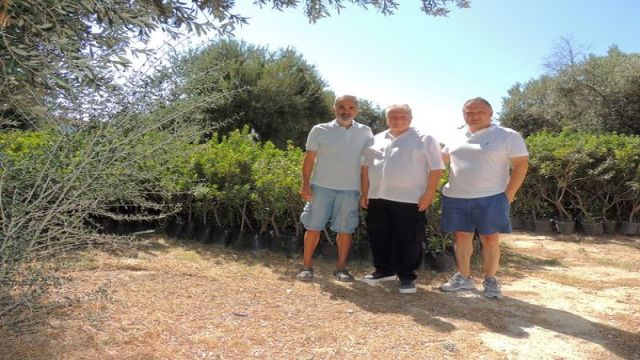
[300,185,360,234]
[440,193,512,235]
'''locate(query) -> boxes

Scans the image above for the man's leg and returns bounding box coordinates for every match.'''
[298,185,333,280]
[366,199,394,276]
[440,231,476,291]
[389,201,424,294]
[303,230,321,268]
[479,233,500,278]
[453,231,475,277]
[329,189,360,275]
[335,233,352,270]
[390,201,424,282]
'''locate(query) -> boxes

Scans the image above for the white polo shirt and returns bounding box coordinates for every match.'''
[306,120,373,191]
[364,128,445,204]
[442,124,528,199]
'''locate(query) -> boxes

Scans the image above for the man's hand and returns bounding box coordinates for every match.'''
[505,191,515,203]
[417,192,434,212]
[300,184,313,201]
[360,194,368,209]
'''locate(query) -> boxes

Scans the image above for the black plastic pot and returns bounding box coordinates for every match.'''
[424,251,456,273]
[249,233,269,252]
[166,218,185,238]
[555,219,575,234]
[523,217,535,231]
[116,221,136,235]
[534,218,554,233]
[620,221,639,236]
[604,220,618,234]
[210,227,233,246]
[581,221,603,235]
[268,234,283,253]
[284,234,302,259]
[510,216,524,230]
[229,231,251,250]
[357,242,373,265]
[199,224,214,244]
[100,218,116,234]
[320,242,338,260]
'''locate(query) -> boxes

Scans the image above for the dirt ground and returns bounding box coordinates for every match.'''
[2,231,639,360]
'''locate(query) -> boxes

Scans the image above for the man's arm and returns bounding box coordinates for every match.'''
[505,156,528,203]
[418,169,443,211]
[300,151,317,201]
[360,165,369,209]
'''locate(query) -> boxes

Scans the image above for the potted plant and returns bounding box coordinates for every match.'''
[423,197,455,272]
[532,198,555,233]
[620,195,640,235]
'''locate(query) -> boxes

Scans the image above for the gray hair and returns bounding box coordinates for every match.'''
[463,97,493,111]
[385,104,413,118]
[334,94,359,108]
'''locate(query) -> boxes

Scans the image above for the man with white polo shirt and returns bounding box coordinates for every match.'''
[360,104,444,294]
[440,97,529,299]
[297,95,374,282]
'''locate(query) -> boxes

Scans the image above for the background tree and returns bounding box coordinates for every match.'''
[499,44,640,136]
[160,39,331,148]
[0,0,469,129]
[356,99,387,133]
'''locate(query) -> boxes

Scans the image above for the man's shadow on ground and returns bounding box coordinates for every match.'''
[298,275,639,359]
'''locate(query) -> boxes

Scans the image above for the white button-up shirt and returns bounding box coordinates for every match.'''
[364,128,445,204]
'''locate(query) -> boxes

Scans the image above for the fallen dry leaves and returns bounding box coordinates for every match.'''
[2,232,639,360]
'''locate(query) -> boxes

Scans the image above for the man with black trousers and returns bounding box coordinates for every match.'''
[360,104,444,293]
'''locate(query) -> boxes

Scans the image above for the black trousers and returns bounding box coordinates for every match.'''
[366,199,425,281]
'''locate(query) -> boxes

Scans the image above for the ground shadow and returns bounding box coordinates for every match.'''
[170,234,639,358]
[306,275,640,359]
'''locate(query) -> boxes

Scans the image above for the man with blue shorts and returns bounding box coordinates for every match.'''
[440,97,528,299]
[297,95,373,281]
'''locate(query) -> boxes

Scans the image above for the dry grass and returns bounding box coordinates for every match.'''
[1,232,640,360]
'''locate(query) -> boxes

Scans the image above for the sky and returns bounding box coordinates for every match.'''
[164,0,640,144]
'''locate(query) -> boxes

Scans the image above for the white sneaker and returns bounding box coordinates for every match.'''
[361,271,398,285]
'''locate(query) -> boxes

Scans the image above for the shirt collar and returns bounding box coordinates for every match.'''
[465,123,496,138]
[331,119,358,129]
[384,127,416,140]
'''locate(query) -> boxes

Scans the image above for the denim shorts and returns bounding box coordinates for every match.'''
[440,193,512,235]
[300,185,360,234]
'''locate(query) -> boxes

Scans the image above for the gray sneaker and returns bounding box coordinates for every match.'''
[440,272,475,292]
[483,277,503,299]
[333,268,354,281]
[296,267,314,281]
[399,279,417,294]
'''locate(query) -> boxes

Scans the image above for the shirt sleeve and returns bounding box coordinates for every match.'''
[506,131,529,157]
[424,136,445,170]
[361,135,375,166]
[305,126,320,151]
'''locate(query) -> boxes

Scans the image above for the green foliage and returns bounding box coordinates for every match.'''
[0,130,54,165]
[251,142,304,235]
[516,131,640,222]
[158,39,332,148]
[186,126,304,233]
[425,170,453,254]
[500,46,640,136]
[356,99,387,134]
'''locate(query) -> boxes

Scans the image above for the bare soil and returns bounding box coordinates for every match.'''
[2,231,639,360]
